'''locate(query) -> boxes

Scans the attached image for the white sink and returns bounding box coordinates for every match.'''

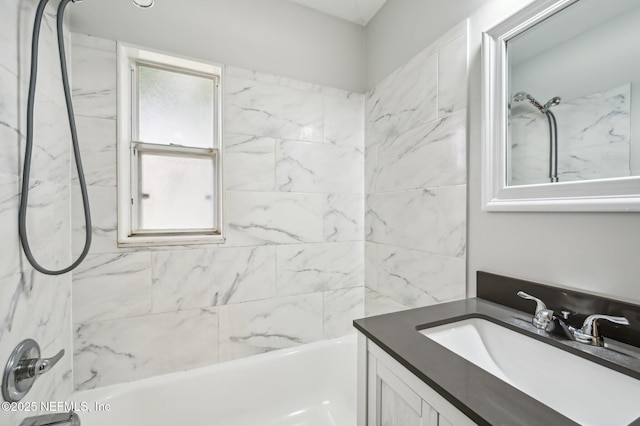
[420,318,640,426]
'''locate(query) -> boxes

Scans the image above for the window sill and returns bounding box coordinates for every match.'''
[117,233,226,248]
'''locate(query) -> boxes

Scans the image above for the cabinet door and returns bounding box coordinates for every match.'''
[368,353,438,426]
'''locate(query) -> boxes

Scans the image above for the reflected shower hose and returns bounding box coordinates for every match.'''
[545,111,559,183]
[19,0,92,275]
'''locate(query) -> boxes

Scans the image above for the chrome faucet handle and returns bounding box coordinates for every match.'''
[573,314,630,346]
[2,340,66,402]
[517,291,554,329]
[18,349,65,379]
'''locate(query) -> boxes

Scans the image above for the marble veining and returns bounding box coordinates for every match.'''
[323,193,364,242]
[324,95,365,148]
[225,76,324,142]
[72,185,117,255]
[218,294,323,362]
[71,35,117,120]
[364,23,467,316]
[151,246,276,312]
[224,134,276,191]
[225,65,363,101]
[0,174,20,280]
[73,116,116,187]
[364,288,407,317]
[438,35,468,116]
[323,287,364,339]
[225,191,325,246]
[436,185,467,258]
[72,253,152,323]
[367,189,439,253]
[276,140,363,193]
[0,67,21,177]
[370,243,465,308]
[73,308,218,390]
[375,111,467,192]
[276,242,363,296]
[366,51,438,149]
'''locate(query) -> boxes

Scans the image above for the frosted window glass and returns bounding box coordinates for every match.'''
[138,153,214,231]
[138,65,214,148]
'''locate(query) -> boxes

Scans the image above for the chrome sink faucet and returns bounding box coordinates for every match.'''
[517,291,554,329]
[561,314,630,347]
[518,291,630,347]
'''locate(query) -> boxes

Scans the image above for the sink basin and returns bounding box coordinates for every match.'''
[420,318,640,426]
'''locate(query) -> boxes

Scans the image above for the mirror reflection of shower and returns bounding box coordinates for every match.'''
[512,92,561,183]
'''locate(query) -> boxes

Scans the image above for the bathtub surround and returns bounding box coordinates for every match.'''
[70,33,365,390]
[364,22,468,314]
[0,0,73,423]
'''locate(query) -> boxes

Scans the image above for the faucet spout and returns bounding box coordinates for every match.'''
[20,410,80,426]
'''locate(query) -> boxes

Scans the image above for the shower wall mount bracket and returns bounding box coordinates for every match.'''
[2,339,65,402]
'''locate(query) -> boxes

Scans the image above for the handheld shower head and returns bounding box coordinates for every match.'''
[544,97,561,110]
[132,0,154,8]
[513,92,529,102]
[512,91,545,112]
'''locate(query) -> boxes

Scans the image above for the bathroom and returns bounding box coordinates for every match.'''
[1,0,639,424]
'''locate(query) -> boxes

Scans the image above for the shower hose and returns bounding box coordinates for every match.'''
[19,0,92,275]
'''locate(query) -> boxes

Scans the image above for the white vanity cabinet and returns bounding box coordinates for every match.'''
[358,332,476,426]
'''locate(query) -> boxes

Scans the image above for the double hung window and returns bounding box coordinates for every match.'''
[117,45,223,246]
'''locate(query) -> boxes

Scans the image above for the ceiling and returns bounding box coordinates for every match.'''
[286,0,388,25]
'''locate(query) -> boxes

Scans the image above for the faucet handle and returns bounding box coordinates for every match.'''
[517,291,547,312]
[582,314,629,335]
[2,340,66,402]
[574,314,629,346]
[517,291,553,329]
[28,349,65,378]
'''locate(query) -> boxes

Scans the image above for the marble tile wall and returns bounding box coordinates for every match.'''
[70,34,365,390]
[510,84,632,185]
[0,0,73,423]
[364,22,468,314]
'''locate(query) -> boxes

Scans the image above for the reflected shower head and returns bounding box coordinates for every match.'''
[132,0,154,8]
[512,91,560,113]
[513,92,529,102]
[544,97,562,109]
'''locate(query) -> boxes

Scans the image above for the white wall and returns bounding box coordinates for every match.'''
[366,0,640,305]
[69,0,366,93]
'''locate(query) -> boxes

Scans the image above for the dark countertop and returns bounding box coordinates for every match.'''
[353,297,640,426]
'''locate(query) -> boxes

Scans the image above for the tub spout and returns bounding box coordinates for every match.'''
[20,410,80,426]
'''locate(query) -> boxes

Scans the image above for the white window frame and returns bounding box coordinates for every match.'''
[117,43,225,247]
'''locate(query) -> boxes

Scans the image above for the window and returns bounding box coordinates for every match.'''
[117,44,223,246]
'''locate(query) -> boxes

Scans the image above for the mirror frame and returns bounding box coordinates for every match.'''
[481,0,640,212]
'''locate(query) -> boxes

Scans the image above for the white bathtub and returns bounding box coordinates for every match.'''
[71,335,356,426]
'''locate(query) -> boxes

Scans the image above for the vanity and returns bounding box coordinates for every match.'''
[353,0,640,422]
[354,272,640,426]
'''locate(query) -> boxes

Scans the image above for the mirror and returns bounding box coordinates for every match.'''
[482,0,640,211]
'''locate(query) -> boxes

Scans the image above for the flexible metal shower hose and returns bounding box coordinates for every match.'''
[19,0,92,275]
